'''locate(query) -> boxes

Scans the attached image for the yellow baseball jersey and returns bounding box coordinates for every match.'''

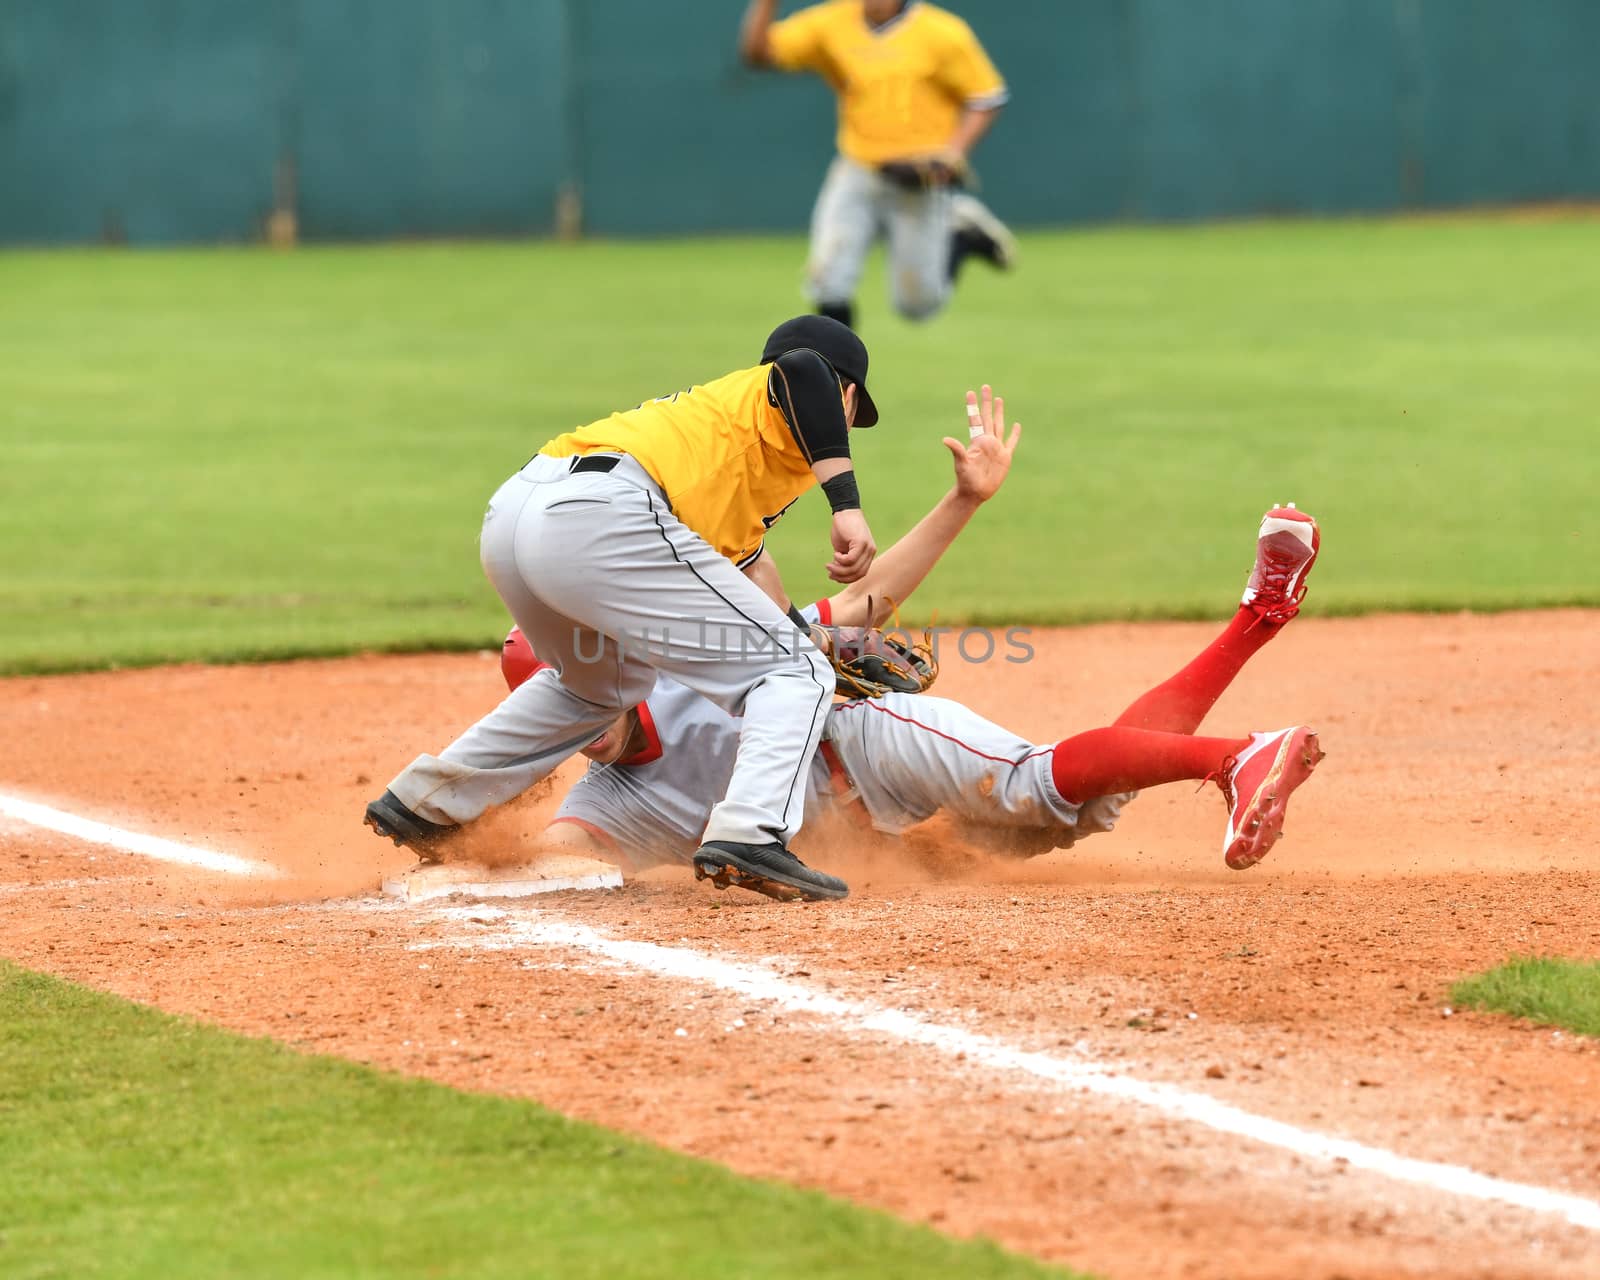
[539,365,817,566]
[767,2,1007,165]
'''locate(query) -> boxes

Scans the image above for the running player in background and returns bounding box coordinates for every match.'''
[508,394,1325,896]
[739,0,1017,328]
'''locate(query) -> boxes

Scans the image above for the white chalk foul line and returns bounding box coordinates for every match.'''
[419,904,1600,1235]
[0,792,278,877]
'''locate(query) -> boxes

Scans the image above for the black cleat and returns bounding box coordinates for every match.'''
[363,790,455,864]
[949,193,1017,273]
[692,840,849,903]
[816,300,855,331]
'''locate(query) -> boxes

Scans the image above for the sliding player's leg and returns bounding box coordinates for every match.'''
[1115,505,1320,733]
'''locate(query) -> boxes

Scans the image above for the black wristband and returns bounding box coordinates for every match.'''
[820,471,861,513]
[787,603,811,632]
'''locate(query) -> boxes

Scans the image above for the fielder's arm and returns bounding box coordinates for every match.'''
[738,0,781,65]
[944,106,1001,170]
[741,546,790,611]
[826,386,1020,628]
[929,20,1008,172]
[768,349,877,585]
[897,105,1002,190]
[740,0,832,74]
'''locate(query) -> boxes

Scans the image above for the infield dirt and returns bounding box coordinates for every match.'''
[2,612,1597,1279]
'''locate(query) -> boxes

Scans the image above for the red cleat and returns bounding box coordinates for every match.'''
[1218,726,1324,869]
[1242,503,1320,625]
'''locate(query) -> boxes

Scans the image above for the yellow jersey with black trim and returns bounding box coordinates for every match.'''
[539,365,816,567]
[767,1,1007,166]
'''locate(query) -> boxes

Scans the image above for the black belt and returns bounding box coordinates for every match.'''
[570,455,620,475]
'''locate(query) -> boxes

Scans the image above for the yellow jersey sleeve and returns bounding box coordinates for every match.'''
[767,3,836,74]
[933,15,1008,108]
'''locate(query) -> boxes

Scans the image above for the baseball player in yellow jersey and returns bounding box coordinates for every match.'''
[740,0,1016,327]
[364,316,894,902]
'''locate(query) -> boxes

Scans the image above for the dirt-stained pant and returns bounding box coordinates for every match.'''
[385,454,835,849]
[806,155,954,321]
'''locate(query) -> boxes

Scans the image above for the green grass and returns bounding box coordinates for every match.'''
[3,215,1598,672]
[1450,954,1600,1038]
[0,962,1082,1280]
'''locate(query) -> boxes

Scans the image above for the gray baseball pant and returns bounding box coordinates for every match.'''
[806,155,954,321]
[385,454,836,849]
[824,693,1133,839]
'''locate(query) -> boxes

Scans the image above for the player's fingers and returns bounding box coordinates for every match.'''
[827,553,869,584]
[992,394,1004,434]
[981,384,994,434]
[964,391,982,441]
[840,540,871,571]
[942,436,966,464]
[1006,421,1022,453]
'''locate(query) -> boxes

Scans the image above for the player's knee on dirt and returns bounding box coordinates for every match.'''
[1074,792,1135,839]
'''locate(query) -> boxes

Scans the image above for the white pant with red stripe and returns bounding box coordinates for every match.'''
[823,693,1132,840]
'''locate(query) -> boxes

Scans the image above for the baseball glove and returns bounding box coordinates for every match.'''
[878,155,968,193]
[811,622,939,699]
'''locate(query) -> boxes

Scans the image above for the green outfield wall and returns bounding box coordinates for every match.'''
[2,0,1597,244]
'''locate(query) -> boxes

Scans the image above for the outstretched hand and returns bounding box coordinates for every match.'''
[943,385,1021,504]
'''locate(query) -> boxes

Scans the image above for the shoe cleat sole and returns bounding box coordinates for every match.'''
[364,814,443,865]
[1225,732,1324,870]
[693,858,808,903]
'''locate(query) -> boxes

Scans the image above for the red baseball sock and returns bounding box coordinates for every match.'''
[1113,607,1280,734]
[1050,727,1249,804]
